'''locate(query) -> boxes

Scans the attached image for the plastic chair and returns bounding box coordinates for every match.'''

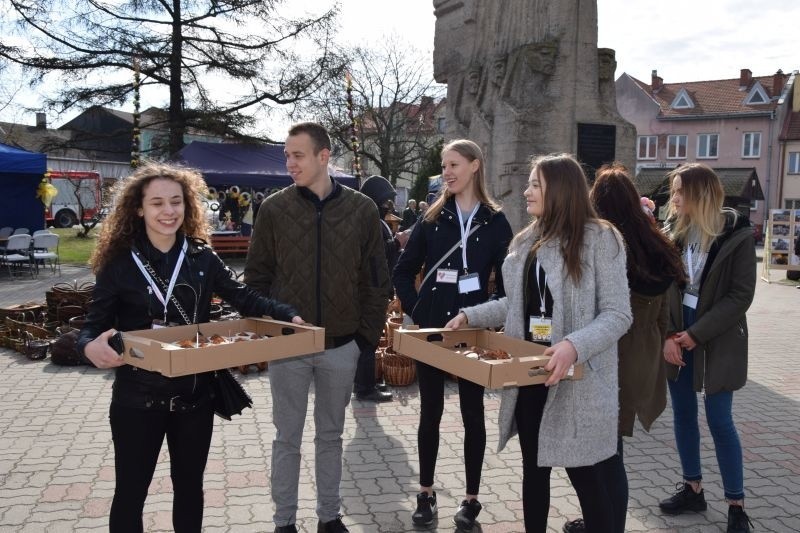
[32,233,60,275]
[32,229,52,237]
[12,228,30,235]
[0,227,12,239]
[1,234,34,279]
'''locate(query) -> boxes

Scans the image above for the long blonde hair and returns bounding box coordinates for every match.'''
[512,153,605,282]
[665,163,728,249]
[91,163,211,273]
[424,139,500,222]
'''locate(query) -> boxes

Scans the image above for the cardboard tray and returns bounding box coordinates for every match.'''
[393,327,583,388]
[121,318,324,377]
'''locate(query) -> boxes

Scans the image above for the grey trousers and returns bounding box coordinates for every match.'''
[269,340,360,525]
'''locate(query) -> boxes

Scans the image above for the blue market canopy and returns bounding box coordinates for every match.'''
[0,142,46,232]
[172,141,357,189]
[0,141,46,175]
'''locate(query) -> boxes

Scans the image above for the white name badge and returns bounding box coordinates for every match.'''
[529,316,552,342]
[458,272,481,294]
[682,292,699,309]
[436,268,459,284]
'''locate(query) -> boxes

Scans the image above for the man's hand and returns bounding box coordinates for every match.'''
[291,315,306,325]
[84,329,125,369]
[444,312,468,330]
[543,340,578,386]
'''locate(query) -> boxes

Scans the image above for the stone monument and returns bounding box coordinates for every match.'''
[433,0,636,230]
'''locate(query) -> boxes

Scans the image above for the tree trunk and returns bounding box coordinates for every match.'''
[169,0,186,155]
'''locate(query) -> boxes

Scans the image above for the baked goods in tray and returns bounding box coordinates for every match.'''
[171,331,266,349]
[455,345,511,361]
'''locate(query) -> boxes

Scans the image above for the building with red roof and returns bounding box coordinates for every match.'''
[616,68,796,229]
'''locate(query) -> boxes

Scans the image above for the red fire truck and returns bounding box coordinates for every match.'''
[45,170,103,228]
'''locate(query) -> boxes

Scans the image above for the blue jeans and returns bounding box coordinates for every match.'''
[667,305,745,500]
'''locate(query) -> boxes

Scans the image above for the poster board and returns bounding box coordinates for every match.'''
[761,209,800,282]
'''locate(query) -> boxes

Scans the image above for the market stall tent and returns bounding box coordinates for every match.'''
[0,142,46,232]
[172,141,357,189]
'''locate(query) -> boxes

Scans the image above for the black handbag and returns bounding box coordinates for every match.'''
[211,368,253,420]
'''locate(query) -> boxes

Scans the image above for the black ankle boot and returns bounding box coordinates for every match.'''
[727,505,753,533]
[658,482,707,515]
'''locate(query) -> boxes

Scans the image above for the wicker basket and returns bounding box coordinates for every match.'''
[0,303,46,323]
[45,281,94,323]
[23,332,51,361]
[382,349,416,386]
[384,315,404,347]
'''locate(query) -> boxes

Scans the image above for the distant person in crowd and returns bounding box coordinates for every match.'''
[659,163,756,533]
[400,198,418,231]
[244,122,390,533]
[252,191,266,220]
[393,139,512,531]
[77,163,302,533]
[222,186,242,228]
[418,200,429,216]
[240,191,254,237]
[385,198,400,218]
[561,164,686,533]
[447,153,632,533]
[354,174,400,403]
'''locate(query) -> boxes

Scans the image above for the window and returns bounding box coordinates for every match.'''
[671,88,694,109]
[742,132,761,158]
[637,135,657,160]
[697,133,719,159]
[437,117,446,134]
[788,152,800,174]
[667,135,687,159]
[784,199,800,209]
[744,83,770,105]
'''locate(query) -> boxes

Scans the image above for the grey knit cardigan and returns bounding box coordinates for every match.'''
[462,222,632,467]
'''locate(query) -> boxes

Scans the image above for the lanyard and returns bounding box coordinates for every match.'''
[456,203,480,273]
[686,243,704,288]
[131,239,187,322]
[535,259,547,316]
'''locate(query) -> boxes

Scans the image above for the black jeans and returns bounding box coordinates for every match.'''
[109,401,214,533]
[417,361,486,495]
[515,384,616,533]
[353,343,378,394]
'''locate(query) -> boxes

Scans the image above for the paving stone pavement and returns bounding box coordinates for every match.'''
[0,262,798,532]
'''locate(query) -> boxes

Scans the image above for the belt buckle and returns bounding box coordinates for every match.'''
[169,396,179,412]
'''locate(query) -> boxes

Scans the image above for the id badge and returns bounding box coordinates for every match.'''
[529,316,552,342]
[458,272,481,294]
[436,268,458,284]
[682,290,699,310]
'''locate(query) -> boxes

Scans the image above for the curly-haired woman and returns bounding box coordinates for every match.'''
[78,162,303,532]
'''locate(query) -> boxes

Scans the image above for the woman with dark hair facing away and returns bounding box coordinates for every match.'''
[562,163,686,533]
[77,163,304,533]
[446,153,632,532]
[393,139,512,530]
[658,163,756,533]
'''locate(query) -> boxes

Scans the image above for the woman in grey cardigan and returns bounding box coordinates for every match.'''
[446,154,632,532]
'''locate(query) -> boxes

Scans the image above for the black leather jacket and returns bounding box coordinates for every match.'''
[393,198,513,328]
[78,233,297,407]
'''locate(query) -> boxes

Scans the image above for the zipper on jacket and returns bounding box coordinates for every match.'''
[316,206,323,326]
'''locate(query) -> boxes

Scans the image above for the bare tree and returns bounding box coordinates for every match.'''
[0,0,343,153]
[297,38,445,186]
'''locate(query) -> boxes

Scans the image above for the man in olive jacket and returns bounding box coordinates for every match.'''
[244,122,390,533]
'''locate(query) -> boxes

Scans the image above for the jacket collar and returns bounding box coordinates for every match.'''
[297,177,342,207]
[440,196,495,226]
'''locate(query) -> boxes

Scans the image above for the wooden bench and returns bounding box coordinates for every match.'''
[210,235,251,256]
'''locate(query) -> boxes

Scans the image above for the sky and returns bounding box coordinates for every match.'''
[1,0,798,136]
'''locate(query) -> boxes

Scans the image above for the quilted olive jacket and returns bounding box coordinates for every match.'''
[244,180,391,347]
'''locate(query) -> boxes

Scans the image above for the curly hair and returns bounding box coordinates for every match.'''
[90,163,210,273]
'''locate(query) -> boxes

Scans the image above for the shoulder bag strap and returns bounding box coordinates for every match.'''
[418,223,481,291]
